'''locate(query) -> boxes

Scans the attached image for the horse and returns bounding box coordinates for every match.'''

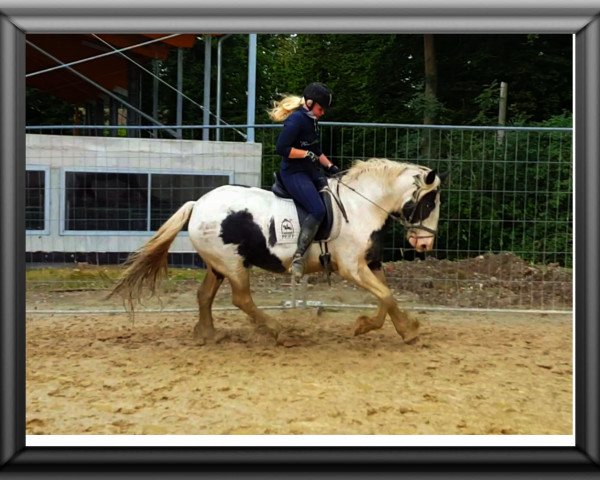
[110,158,445,345]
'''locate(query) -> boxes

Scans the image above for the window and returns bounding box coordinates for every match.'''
[150,174,230,230]
[63,171,230,232]
[26,169,46,231]
[65,172,148,231]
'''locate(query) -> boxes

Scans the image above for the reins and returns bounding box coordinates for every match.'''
[332,172,438,238]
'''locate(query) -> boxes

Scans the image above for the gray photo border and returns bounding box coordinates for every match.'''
[1,2,599,477]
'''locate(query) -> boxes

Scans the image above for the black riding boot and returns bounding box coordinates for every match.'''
[290,214,322,282]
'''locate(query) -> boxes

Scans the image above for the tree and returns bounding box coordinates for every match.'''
[423,34,438,125]
[27,34,572,130]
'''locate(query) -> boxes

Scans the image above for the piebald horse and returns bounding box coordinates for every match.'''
[111,158,444,344]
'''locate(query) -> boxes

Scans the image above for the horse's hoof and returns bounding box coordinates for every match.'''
[193,329,226,346]
[353,315,372,336]
[276,331,305,347]
[400,319,420,344]
[353,325,368,336]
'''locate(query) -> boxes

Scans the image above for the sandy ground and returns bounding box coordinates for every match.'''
[26,281,572,435]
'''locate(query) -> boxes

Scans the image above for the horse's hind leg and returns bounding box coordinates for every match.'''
[229,268,282,339]
[193,266,224,344]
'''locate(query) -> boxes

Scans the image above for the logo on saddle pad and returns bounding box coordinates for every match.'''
[280,218,295,240]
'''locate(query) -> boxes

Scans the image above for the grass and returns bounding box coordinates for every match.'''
[26,264,207,292]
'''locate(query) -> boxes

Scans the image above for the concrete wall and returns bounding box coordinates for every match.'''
[26,134,263,255]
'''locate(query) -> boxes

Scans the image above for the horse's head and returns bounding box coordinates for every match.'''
[398,169,447,253]
[341,158,446,253]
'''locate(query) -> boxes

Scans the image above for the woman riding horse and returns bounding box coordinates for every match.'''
[268,82,340,281]
[110,158,443,345]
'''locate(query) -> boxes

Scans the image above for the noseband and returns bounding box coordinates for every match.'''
[401,193,439,239]
[403,221,437,239]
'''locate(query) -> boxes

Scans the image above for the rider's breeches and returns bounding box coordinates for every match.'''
[279,169,326,222]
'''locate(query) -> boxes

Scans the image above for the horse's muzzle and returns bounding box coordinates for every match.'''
[408,232,435,252]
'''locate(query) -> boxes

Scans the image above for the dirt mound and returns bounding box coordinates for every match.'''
[383,253,572,310]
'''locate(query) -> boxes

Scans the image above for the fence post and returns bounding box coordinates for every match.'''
[246,34,257,143]
[202,37,212,141]
[497,81,508,143]
[216,35,231,142]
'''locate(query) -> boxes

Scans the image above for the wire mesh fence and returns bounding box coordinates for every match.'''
[25,122,573,311]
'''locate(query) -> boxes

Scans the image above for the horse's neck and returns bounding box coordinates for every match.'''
[340,175,407,228]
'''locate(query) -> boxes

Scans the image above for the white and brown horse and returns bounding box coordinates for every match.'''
[111,158,445,344]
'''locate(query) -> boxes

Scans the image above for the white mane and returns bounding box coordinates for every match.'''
[343,158,432,193]
[344,158,430,184]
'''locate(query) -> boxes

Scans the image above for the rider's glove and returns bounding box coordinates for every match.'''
[325,164,340,176]
[305,150,319,164]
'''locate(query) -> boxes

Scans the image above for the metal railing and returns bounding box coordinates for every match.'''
[25,122,573,311]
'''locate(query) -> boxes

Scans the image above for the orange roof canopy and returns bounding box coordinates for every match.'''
[26,33,198,104]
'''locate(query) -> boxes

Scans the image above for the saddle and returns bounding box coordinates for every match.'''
[271,172,338,242]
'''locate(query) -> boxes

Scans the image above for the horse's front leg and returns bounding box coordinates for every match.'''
[351,266,388,335]
[342,262,420,343]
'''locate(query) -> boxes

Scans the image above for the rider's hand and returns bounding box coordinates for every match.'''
[305,150,319,163]
[325,164,340,176]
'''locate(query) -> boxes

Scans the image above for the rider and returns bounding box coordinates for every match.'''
[268,82,340,281]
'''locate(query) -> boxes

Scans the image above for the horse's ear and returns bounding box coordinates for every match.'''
[437,171,449,184]
[425,170,436,185]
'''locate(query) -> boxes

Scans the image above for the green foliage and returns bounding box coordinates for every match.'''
[28,34,572,133]
[26,265,120,291]
[26,87,74,125]
[26,265,206,292]
[417,118,573,267]
[472,80,501,124]
[406,87,447,124]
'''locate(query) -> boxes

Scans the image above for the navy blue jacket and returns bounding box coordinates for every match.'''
[275,108,322,173]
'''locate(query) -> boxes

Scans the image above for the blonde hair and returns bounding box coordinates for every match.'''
[268,94,305,122]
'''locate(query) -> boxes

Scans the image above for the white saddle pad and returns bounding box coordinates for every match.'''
[271,197,301,245]
[270,189,343,246]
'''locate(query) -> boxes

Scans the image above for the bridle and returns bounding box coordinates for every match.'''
[400,190,439,239]
[334,175,438,239]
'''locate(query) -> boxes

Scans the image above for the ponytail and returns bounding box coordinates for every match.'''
[268,95,305,122]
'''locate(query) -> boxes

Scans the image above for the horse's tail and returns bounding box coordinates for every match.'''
[109,200,196,308]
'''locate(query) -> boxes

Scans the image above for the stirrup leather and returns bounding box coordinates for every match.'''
[319,241,332,286]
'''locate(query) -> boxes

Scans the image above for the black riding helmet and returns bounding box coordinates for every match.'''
[303,82,333,110]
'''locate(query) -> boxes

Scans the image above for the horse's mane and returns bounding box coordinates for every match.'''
[343,158,428,184]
